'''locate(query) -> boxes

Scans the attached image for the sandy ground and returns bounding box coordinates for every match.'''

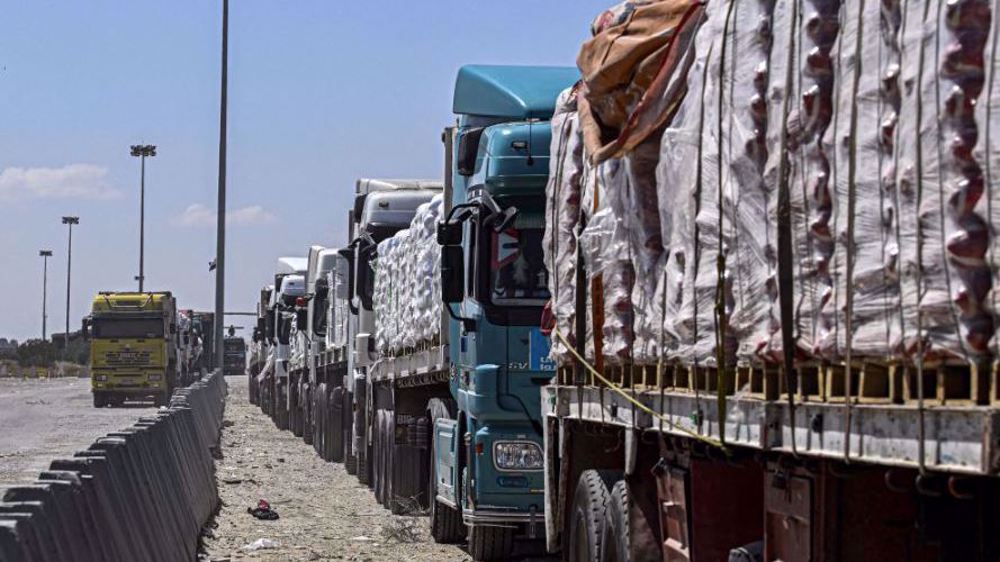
[201,376,552,562]
[0,376,158,489]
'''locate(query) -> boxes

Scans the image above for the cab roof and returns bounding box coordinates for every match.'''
[92,292,173,313]
[453,65,579,120]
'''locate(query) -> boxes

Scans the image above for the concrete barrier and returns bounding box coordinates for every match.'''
[0,370,227,562]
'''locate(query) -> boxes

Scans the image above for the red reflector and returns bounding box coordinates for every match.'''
[295,297,307,307]
[476,442,484,455]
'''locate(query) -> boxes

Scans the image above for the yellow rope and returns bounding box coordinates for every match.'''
[553,328,728,452]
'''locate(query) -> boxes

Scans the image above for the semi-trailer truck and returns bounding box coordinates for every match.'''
[540,1,1000,561]
[86,291,180,407]
[324,66,573,560]
[256,257,307,430]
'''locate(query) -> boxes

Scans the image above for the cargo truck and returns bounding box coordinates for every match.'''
[288,245,341,445]
[313,246,354,465]
[85,291,180,407]
[257,258,307,430]
[222,332,246,377]
[339,179,443,485]
[541,2,1000,561]
[331,66,571,561]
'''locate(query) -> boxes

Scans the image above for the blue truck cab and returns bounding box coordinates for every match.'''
[432,65,576,558]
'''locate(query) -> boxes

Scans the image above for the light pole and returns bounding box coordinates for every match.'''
[39,250,52,341]
[61,216,79,355]
[215,0,229,370]
[130,144,156,292]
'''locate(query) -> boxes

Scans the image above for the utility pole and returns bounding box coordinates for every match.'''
[130,144,157,292]
[39,250,52,341]
[61,216,79,355]
[214,0,229,371]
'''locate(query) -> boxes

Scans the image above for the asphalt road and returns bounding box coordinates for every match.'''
[0,376,158,488]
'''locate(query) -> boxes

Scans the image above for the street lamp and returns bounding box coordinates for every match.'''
[130,144,156,292]
[39,250,53,341]
[214,0,229,369]
[61,216,79,355]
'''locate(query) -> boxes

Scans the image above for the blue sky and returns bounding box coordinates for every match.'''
[0,1,607,341]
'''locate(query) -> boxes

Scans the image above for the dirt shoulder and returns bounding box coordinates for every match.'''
[201,376,472,562]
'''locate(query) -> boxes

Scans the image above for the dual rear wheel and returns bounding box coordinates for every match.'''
[566,470,635,562]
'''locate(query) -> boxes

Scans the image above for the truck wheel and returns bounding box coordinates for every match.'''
[468,524,515,562]
[313,383,324,456]
[343,390,357,474]
[330,386,345,463]
[428,400,463,544]
[355,386,371,486]
[154,391,170,408]
[303,383,313,445]
[92,392,107,408]
[600,480,629,562]
[276,382,289,430]
[567,470,616,562]
[290,376,303,437]
[378,410,391,506]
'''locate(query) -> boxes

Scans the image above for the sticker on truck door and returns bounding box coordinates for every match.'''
[528,328,555,371]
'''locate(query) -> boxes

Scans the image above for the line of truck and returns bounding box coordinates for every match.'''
[246,1,1000,560]
[83,291,217,407]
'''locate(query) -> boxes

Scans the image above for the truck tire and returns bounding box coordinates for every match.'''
[154,390,170,408]
[303,382,313,445]
[567,470,616,562]
[343,390,357,474]
[92,392,107,408]
[314,383,325,456]
[329,386,345,463]
[468,524,515,562]
[374,410,385,504]
[276,381,289,431]
[602,479,660,562]
[600,480,629,562]
[428,399,463,544]
[355,385,371,486]
[290,374,303,437]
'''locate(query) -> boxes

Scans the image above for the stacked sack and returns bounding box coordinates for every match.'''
[373,194,445,354]
[545,0,999,371]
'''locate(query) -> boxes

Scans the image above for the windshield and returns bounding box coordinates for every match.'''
[93,317,164,339]
[489,224,549,306]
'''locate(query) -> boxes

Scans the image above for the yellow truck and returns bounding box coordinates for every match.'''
[85,291,179,407]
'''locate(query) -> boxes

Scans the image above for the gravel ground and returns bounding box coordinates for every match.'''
[202,376,480,562]
[0,375,158,489]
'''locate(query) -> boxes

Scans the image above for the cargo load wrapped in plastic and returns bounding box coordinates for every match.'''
[373,194,444,354]
[545,0,998,372]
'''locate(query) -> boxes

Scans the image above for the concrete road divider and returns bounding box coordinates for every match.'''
[0,370,227,562]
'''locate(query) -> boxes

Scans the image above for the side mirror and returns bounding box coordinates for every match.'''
[296,307,308,331]
[441,245,464,303]
[457,127,485,176]
[81,317,91,338]
[257,317,266,334]
[437,220,463,245]
[493,206,518,232]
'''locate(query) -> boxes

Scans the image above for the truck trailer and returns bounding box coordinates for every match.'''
[540,1,1000,561]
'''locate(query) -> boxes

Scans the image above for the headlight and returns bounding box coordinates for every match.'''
[148,374,162,381]
[94,374,108,382]
[493,441,543,471]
